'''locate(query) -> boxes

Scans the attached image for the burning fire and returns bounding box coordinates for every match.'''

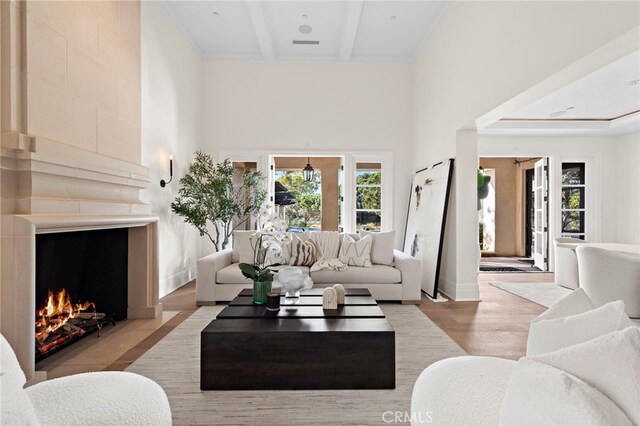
[35,289,96,344]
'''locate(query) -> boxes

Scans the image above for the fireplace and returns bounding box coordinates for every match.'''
[35,228,129,360]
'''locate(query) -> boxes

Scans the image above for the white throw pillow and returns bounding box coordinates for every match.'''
[532,288,595,324]
[526,300,632,356]
[338,234,373,267]
[498,358,632,426]
[284,234,317,267]
[232,231,256,264]
[359,230,395,266]
[530,327,640,425]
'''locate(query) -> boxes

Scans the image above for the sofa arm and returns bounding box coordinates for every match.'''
[196,249,233,304]
[394,249,421,302]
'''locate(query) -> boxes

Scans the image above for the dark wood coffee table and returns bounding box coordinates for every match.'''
[201,288,395,390]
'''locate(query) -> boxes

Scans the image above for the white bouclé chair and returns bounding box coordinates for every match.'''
[576,245,640,318]
[554,237,589,289]
[1,334,172,426]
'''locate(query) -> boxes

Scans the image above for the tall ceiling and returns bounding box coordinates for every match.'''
[163,0,450,61]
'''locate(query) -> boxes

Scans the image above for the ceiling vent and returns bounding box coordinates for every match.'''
[292,40,320,45]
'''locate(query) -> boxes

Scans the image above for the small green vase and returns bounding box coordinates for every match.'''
[253,280,272,304]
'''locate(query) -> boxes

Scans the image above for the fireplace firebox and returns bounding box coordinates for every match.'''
[35,228,129,360]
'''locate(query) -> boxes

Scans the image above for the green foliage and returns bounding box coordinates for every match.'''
[171,153,267,251]
[355,171,381,185]
[276,171,321,228]
[356,172,381,211]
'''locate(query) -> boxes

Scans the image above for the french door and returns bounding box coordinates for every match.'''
[532,158,549,271]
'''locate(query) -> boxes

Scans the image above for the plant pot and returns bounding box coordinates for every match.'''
[253,280,272,305]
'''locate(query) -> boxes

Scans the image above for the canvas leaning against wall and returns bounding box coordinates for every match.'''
[403,159,454,299]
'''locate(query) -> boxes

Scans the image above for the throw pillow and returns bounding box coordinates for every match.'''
[232,231,255,264]
[532,287,595,324]
[526,300,632,356]
[530,327,640,425]
[287,234,317,267]
[498,358,632,426]
[338,234,373,268]
[359,230,395,266]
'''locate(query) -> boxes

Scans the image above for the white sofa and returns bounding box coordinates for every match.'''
[411,290,639,425]
[196,238,421,304]
[577,245,640,318]
[1,334,172,426]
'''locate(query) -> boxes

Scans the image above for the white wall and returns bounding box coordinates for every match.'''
[201,61,414,247]
[412,1,640,299]
[141,2,204,297]
[615,131,640,244]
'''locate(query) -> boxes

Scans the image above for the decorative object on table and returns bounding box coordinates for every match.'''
[333,284,345,304]
[322,287,338,310]
[238,211,288,304]
[403,159,454,299]
[171,153,267,251]
[273,266,313,301]
[266,291,281,312]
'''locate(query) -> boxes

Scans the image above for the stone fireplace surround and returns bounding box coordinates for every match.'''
[1,136,161,382]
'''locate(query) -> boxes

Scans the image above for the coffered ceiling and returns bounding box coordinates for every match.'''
[483,50,640,136]
[162,0,450,61]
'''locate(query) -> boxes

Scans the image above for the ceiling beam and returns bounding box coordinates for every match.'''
[338,0,364,62]
[245,0,276,61]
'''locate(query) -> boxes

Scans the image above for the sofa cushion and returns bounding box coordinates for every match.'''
[232,231,255,264]
[338,234,373,267]
[310,264,401,284]
[526,300,632,356]
[218,264,310,284]
[359,230,395,266]
[530,327,640,425]
[498,358,632,426]
[0,334,26,386]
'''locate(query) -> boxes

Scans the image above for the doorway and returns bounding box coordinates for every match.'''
[478,157,547,273]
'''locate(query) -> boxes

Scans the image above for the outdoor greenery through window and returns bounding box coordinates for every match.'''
[275,171,322,231]
[561,162,586,240]
[355,162,382,232]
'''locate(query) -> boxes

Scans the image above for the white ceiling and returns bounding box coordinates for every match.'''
[162,0,450,61]
[483,50,640,136]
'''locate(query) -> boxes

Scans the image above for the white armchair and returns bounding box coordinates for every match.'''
[576,245,640,318]
[1,334,172,425]
[554,237,588,289]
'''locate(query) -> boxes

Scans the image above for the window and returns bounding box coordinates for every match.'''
[355,162,382,232]
[561,162,586,240]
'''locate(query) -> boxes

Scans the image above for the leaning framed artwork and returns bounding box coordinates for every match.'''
[403,159,454,299]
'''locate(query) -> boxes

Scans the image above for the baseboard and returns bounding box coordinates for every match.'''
[438,276,480,301]
[160,264,196,298]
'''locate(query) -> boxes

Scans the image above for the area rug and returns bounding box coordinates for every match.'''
[489,282,572,308]
[126,304,465,425]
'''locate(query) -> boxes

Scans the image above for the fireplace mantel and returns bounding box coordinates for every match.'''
[1,140,160,382]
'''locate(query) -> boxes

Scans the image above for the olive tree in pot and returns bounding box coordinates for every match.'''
[171,152,267,252]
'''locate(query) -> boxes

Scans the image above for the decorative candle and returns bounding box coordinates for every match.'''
[266,291,281,311]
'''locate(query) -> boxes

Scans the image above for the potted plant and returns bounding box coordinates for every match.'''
[238,212,287,304]
[171,153,267,252]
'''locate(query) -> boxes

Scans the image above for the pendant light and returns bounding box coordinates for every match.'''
[303,157,315,182]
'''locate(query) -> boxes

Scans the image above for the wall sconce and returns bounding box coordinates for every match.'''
[160,155,173,188]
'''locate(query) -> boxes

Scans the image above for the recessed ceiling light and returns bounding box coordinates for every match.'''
[301,14,308,20]
[628,79,640,85]
[549,111,567,118]
[298,24,312,35]
[390,15,397,21]
[212,11,220,17]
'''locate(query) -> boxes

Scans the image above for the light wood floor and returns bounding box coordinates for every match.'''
[43,273,553,375]
[419,273,553,359]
